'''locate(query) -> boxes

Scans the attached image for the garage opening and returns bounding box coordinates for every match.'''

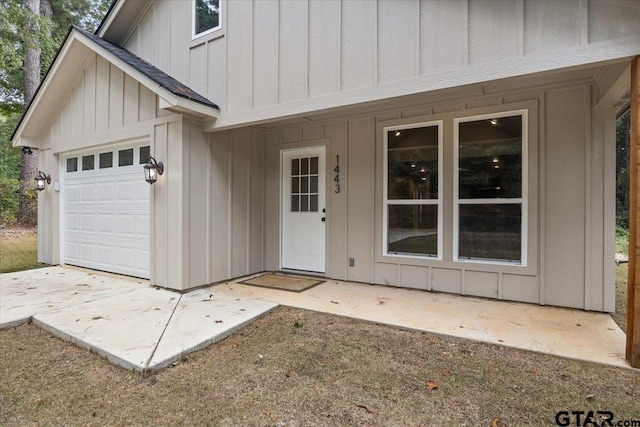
[62,142,150,279]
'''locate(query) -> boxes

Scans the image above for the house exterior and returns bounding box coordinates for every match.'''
[11,0,640,314]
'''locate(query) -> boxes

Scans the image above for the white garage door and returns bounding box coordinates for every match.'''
[63,144,151,279]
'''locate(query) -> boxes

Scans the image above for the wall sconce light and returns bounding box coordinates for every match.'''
[34,171,51,191]
[143,156,164,184]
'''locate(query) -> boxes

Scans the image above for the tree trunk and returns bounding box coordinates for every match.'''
[18,0,42,226]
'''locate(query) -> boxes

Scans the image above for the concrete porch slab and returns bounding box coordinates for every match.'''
[0,266,144,329]
[215,278,631,369]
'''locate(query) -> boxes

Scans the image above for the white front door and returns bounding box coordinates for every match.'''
[281,147,326,273]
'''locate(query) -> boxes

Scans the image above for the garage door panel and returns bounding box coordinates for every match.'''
[65,184,79,202]
[137,215,150,237]
[66,242,79,261]
[80,183,96,202]
[137,180,150,202]
[97,245,114,265]
[81,213,96,232]
[66,214,79,231]
[117,181,136,201]
[97,182,115,201]
[63,145,150,279]
[137,249,150,274]
[79,243,96,263]
[116,214,136,235]
[97,214,114,234]
[116,247,135,269]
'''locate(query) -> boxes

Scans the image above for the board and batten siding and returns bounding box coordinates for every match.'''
[35,52,162,267]
[121,0,639,127]
[263,80,615,312]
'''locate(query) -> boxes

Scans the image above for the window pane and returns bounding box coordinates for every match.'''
[387,205,438,256]
[119,148,134,166]
[301,158,309,175]
[310,195,318,212]
[301,177,308,193]
[82,155,94,171]
[139,146,151,164]
[291,195,299,212]
[310,176,318,193]
[458,203,521,262]
[310,157,318,174]
[291,177,299,194]
[195,0,220,35]
[459,115,522,199]
[388,125,439,200]
[300,195,309,212]
[99,152,113,169]
[66,157,78,172]
[292,159,299,175]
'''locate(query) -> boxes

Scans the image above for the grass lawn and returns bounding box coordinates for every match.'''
[0,228,44,273]
[1,307,639,426]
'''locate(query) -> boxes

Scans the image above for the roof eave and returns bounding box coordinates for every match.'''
[13,28,219,147]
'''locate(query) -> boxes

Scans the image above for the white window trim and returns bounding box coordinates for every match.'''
[453,109,528,267]
[383,120,444,260]
[192,0,222,40]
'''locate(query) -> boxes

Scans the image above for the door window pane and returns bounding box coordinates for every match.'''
[387,205,438,256]
[291,177,299,194]
[99,152,113,169]
[82,155,94,171]
[459,115,522,199]
[388,125,439,200]
[458,204,521,262]
[301,158,309,174]
[310,157,318,174]
[310,176,318,193]
[310,195,318,212]
[139,146,151,164]
[301,177,308,193]
[66,157,78,172]
[291,195,299,212]
[119,148,134,166]
[292,159,299,175]
[300,195,309,212]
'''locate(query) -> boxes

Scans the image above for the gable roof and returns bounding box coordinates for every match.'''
[12,25,219,147]
[74,26,218,110]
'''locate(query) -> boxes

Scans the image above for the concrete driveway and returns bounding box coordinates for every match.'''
[0,266,277,371]
[0,266,632,371]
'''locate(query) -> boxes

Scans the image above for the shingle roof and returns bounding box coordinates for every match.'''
[73,25,219,110]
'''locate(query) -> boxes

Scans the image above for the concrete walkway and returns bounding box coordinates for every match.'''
[0,267,277,371]
[0,266,632,371]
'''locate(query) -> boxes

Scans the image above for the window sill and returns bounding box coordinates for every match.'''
[191,28,225,48]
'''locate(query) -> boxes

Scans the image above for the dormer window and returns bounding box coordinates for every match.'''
[193,0,221,39]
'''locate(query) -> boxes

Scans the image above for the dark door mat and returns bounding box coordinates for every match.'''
[239,274,325,293]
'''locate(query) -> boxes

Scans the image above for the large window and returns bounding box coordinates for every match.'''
[384,122,443,258]
[454,111,527,264]
[193,0,221,39]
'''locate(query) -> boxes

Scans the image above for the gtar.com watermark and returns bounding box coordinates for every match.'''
[555,410,640,427]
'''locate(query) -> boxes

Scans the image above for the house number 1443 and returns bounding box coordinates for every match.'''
[334,155,340,193]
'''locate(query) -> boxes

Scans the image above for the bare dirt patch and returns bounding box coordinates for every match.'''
[1,307,638,426]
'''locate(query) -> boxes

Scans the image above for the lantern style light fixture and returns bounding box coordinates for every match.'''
[143,156,164,184]
[34,171,51,191]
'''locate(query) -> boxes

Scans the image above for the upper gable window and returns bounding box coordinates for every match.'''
[193,0,221,39]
